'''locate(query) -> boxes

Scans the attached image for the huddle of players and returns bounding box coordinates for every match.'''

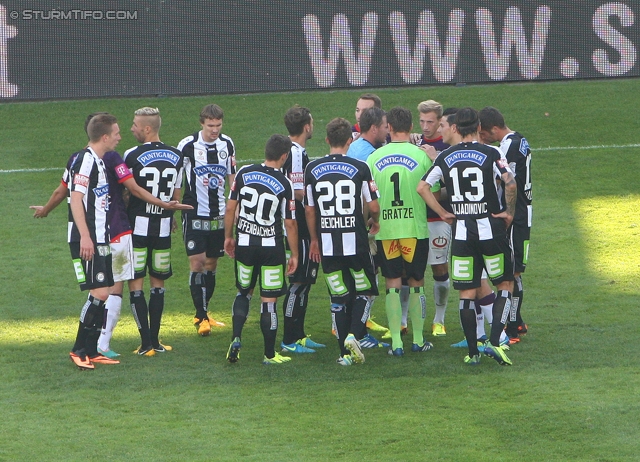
[345,94,532,366]
[40,95,531,369]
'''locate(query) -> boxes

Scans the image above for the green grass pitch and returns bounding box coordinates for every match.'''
[0,78,639,461]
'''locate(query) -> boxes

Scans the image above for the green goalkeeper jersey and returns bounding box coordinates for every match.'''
[367,141,439,240]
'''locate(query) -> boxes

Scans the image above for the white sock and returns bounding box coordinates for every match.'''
[499,330,509,344]
[98,294,122,352]
[400,286,410,327]
[476,312,486,339]
[432,279,449,324]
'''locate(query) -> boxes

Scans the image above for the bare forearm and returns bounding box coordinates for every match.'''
[284,220,299,258]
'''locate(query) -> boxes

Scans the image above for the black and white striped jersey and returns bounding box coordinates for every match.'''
[177,131,236,219]
[282,141,310,239]
[304,154,379,257]
[124,142,184,238]
[67,148,109,244]
[423,141,512,241]
[500,132,532,226]
[229,163,295,247]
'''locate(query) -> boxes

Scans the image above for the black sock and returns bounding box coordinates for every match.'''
[260,302,277,358]
[491,290,512,346]
[204,270,216,304]
[513,275,524,325]
[189,272,207,320]
[231,293,250,340]
[294,284,311,341]
[350,296,369,339]
[459,299,479,357]
[130,290,151,349]
[149,287,165,348]
[282,284,297,345]
[332,303,350,357]
[72,295,104,355]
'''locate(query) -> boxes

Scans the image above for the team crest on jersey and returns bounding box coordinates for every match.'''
[374,154,418,172]
[242,172,284,194]
[218,150,228,160]
[194,164,227,177]
[444,150,487,167]
[206,176,219,190]
[311,162,357,180]
[195,149,206,162]
[139,149,181,167]
[519,138,530,156]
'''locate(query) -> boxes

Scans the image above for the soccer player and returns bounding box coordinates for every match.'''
[367,107,438,356]
[125,107,184,356]
[33,113,190,360]
[479,106,532,342]
[223,134,298,365]
[279,106,326,354]
[305,117,381,366]
[352,93,382,139]
[177,104,236,337]
[67,113,121,370]
[418,107,517,366]
[414,100,453,338]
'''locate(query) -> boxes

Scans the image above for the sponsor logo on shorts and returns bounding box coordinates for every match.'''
[432,236,448,248]
[96,272,105,282]
[187,240,195,250]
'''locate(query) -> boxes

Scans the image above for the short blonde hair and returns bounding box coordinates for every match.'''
[133,107,161,132]
[417,100,443,118]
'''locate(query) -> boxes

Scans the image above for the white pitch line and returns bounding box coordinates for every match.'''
[2,143,638,174]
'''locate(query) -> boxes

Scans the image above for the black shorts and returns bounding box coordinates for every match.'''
[450,231,514,290]
[69,242,114,291]
[286,237,319,284]
[321,253,378,305]
[510,222,530,274]
[182,214,225,258]
[376,238,429,281]
[234,244,287,298]
[131,234,173,280]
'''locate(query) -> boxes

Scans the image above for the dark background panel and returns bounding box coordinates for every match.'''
[1,0,638,99]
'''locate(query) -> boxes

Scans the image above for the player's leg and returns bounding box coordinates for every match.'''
[184,217,210,334]
[481,233,515,366]
[507,223,530,338]
[227,246,257,363]
[450,236,484,362]
[69,244,117,368]
[323,258,359,364]
[403,238,431,351]
[378,240,405,354]
[428,220,452,336]
[98,234,133,357]
[98,281,124,358]
[147,237,172,351]
[258,249,290,365]
[129,236,153,355]
[204,229,226,326]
